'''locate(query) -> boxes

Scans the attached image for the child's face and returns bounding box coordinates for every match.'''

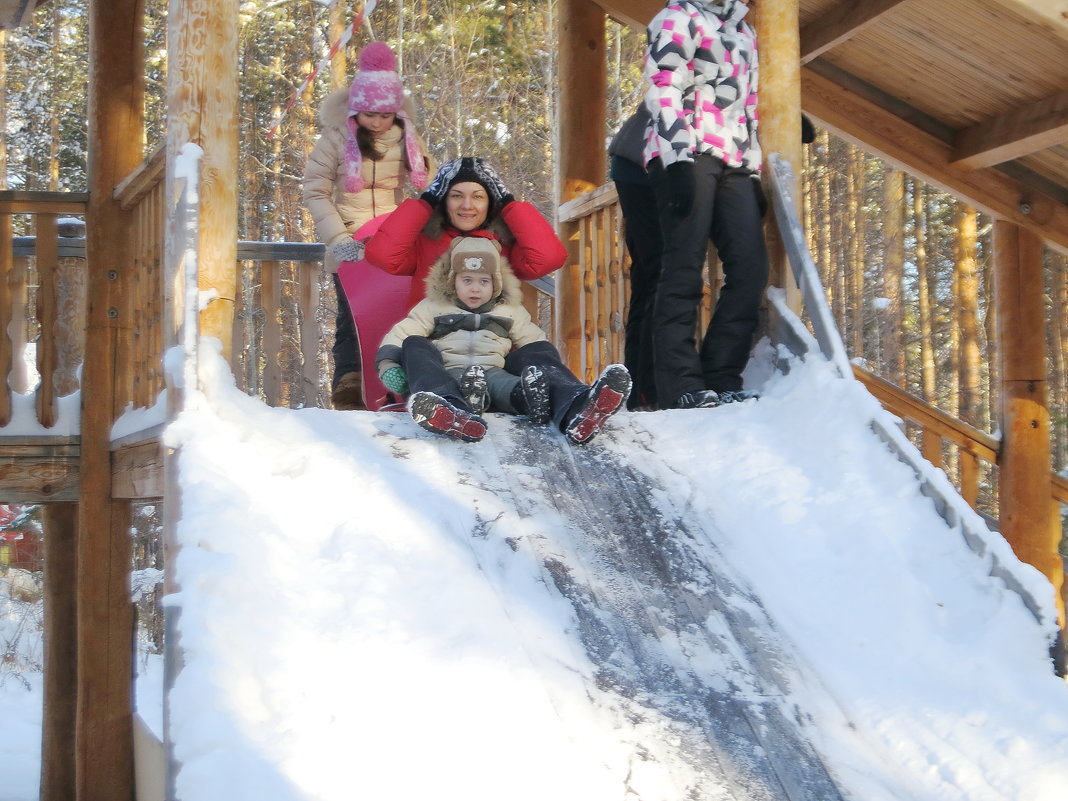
[455,270,493,308]
[356,111,396,136]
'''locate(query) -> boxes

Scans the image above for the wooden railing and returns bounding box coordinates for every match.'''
[1,192,336,431]
[0,191,89,430]
[556,181,717,382]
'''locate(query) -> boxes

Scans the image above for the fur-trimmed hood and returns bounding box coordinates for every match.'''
[424,240,523,309]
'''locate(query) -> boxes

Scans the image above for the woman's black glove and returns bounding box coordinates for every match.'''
[420,159,462,208]
[658,160,696,218]
[473,160,514,209]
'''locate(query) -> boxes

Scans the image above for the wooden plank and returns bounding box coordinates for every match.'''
[260,261,281,404]
[0,454,80,502]
[35,214,59,428]
[111,439,164,500]
[40,502,77,801]
[852,365,1000,462]
[0,211,12,425]
[802,66,1068,255]
[0,192,89,214]
[952,89,1068,169]
[590,0,660,30]
[114,141,165,211]
[993,0,1068,38]
[800,0,914,64]
[298,267,320,407]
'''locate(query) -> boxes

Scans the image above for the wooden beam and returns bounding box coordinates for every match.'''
[0,439,80,504]
[590,0,659,30]
[40,503,77,801]
[800,0,913,64]
[952,89,1068,169]
[81,1,142,798]
[802,66,1068,255]
[111,438,164,500]
[993,221,1064,629]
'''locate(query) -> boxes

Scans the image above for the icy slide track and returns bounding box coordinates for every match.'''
[161,326,1065,801]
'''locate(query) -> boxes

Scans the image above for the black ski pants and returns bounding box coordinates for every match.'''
[332,273,361,388]
[648,154,768,405]
[611,155,662,409]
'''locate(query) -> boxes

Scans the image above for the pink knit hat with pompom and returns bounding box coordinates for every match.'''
[347,42,404,114]
[343,42,429,194]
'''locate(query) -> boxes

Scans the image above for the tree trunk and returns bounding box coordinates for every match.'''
[846,145,865,356]
[914,183,936,403]
[881,168,904,383]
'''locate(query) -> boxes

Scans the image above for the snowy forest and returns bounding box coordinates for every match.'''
[1,0,1067,668]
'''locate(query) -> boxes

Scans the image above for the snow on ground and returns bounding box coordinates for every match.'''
[2,339,1067,801]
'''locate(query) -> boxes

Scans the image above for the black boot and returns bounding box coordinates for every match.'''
[563,365,631,445]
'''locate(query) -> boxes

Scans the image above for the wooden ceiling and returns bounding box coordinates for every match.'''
[596,0,1068,253]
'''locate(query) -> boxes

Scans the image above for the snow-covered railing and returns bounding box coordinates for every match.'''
[0,191,88,433]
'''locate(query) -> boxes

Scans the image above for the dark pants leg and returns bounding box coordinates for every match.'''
[504,341,588,430]
[613,170,662,409]
[701,169,769,393]
[400,336,470,411]
[649,156,720,407]
[332,274,361,389]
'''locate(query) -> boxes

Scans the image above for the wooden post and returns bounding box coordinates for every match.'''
[992,221,1065,627]
[556,0,606,367]
[752,0,802,312]
[40,503,78,801]
[80,2,144,799]
[166,0,239,357]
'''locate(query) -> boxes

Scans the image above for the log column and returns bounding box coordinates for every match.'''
[80,1,144,799]
[165,0,239,355]
[751,0,802,312]
[556,0,606,367]
[993,221,1064,628]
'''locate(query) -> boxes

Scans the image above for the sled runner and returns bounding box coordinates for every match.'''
[336,214,412,411]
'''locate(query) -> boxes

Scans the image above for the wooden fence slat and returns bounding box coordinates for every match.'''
[0,212,12,425]
[35,214,59,428]
[261,261,282,404]
[299,268,320,408]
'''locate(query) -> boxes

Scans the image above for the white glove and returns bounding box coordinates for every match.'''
[331,237,364,263]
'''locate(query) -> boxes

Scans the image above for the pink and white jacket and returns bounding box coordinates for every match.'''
[642,0,761,174]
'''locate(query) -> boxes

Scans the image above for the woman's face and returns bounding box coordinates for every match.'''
[445,182,490,232]
[356,111,395,136]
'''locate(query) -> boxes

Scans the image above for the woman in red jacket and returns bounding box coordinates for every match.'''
[364,156,566,309]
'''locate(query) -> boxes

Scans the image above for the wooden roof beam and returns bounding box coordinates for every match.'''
[800,0,914,64]
[801,65,1068,255]
[590,0,660,30]
[952,89,1068,169]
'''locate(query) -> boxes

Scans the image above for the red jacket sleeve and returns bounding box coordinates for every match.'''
[499,201,567,281]
[364,198,434,277]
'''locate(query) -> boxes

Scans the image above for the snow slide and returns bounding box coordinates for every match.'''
[162,342,1068,801]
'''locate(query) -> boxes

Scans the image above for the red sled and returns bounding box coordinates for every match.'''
[336,214,412,411]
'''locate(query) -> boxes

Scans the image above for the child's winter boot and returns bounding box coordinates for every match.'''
[518,365,551,424]
[459,365,489,413]
[408,392,487,442]
[564,364,631,445]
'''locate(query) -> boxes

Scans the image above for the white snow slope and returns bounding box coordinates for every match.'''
[149,337,1068,801]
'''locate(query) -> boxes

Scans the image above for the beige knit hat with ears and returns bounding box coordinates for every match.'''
[449,237,503,298]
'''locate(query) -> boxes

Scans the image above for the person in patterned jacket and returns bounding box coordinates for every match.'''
[642,0,768,410]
